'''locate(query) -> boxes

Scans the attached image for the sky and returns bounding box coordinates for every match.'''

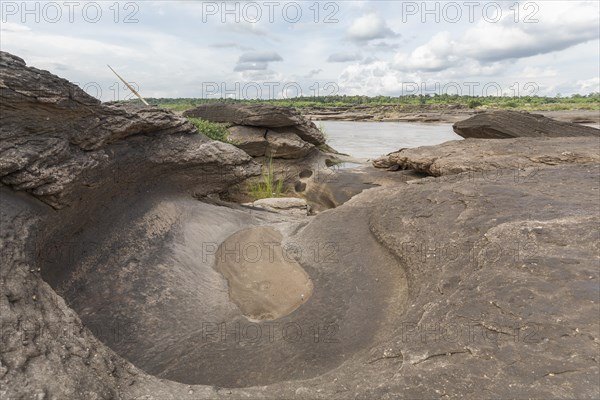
[1,0,599,101]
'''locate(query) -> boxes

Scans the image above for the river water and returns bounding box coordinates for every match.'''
[320,121,462,160]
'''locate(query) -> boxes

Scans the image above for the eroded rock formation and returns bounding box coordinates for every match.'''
[0,52,258,210]
[2,52,599,399]
[183,103,343,207]
[0,51,260,398]
[183,103,326,157]
[372,136,600,175]
[453,110,600,139]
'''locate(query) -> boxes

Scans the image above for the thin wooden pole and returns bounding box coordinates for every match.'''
[107,64,150,106]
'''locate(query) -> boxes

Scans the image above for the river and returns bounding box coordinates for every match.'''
[320,121,462,160]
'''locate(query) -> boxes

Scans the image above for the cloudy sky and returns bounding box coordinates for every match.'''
[1,0,598,101]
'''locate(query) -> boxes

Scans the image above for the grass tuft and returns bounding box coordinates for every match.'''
[248,157,285,200]
[187,117,230,142]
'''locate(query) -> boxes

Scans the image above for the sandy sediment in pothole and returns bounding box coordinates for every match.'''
[215,226,314,321]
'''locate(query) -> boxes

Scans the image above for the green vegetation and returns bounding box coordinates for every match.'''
[248,157,285,200]
[141,92,599,112]
[187,117,230,142]
[467,99,483,108]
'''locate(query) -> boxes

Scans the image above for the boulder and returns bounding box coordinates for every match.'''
[0,53,198,151]
[0,52,259,209]
[453,110,600,139]
[373,137,600,176]
[266,130,314,159]
[372,156,396,169]
[183,103,326,145]
[226,126,316,159]
[372,149,407,169]
[183,103,299,127]
[226,125,268,157]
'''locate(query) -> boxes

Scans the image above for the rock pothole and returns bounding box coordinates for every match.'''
[214,226,314,321]
[39,196,408,389]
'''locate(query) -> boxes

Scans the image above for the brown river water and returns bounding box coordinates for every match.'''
[320,121,462,160]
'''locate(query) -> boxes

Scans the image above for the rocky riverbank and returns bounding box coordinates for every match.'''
[1,52,599,399]
[301,104,600,125]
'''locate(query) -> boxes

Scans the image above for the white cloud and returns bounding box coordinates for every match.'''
[347,13,397,42]
[458,8,599,62]
[576,77,600,94]
[460,1,597,62]
[393,32,457,71]
[385,1,599,79]
[0,23,139,59]
[0,1,597,98]
[338,61,408,95]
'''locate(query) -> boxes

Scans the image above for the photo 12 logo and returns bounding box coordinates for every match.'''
[398,1,540,24]
[401,81,539,97]
[201,81,339,100]
[201,241,339,264]
[77,81,141,102]
[1,1,140,23]
[199,1,340,24]
[400,320,541,344]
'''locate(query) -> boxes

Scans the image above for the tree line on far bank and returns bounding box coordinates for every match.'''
[121,92,600,112]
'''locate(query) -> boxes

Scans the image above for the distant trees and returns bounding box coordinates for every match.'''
[124,93,599,112]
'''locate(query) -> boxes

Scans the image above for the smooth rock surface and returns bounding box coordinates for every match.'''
[453,110,600,139]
